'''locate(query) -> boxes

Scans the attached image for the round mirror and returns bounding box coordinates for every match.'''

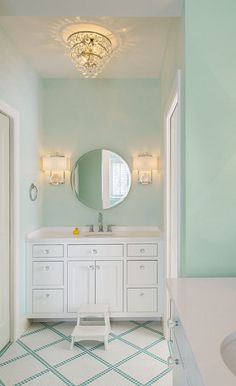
[71,149,131,210]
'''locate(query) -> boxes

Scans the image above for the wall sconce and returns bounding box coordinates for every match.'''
[42,154,70,185]
[133,153,159,184]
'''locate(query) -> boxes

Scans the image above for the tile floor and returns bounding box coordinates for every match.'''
[0,321,172,386]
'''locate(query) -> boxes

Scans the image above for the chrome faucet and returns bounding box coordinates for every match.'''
[98,212,103,232]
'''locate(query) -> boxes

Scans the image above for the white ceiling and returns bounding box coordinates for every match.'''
[0,0,183,17]
[0,16,177,78]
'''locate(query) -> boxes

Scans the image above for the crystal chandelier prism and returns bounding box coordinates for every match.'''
[65,31,113,78]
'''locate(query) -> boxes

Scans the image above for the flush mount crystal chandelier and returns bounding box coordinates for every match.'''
[65,30,113,78]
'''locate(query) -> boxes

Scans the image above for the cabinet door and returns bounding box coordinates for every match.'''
[68,261,95,312]
[96,261,123,312]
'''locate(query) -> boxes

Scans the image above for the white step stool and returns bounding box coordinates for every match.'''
[70,304,111,351]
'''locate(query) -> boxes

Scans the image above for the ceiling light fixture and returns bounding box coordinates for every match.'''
[65,30,113,78]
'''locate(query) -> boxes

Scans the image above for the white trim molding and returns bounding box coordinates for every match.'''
[163,70,182,339]
[0,99,29,340]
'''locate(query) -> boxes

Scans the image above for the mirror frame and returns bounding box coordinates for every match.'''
[71,148,132,210]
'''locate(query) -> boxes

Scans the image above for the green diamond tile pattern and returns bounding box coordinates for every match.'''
[0,321,172,386]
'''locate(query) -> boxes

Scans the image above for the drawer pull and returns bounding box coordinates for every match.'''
[44,266,50,271]
[46,293,50,298]
[139,265,145,270]
[140,292,144,296]
[140,248,145,253]
[89,265,95,270]
[44,249,50,254]
[91,249,98,254]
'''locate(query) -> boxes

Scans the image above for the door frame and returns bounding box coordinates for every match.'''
[165,70,182,279]
[163,70,182,337]
[0,99,20,341]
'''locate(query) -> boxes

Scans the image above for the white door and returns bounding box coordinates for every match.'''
[67,261,95,312]
[0,112,10,349]
[96,261,123,312]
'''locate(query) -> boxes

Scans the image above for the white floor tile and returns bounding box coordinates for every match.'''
[152,370,173,385]
[21,323,46,336]
[20,329,61,350]
[52,322,75,337]
[123,327,163,348]
[37,339,83,366]
[0,321,172,386]
[110,321,135,336]
[0,343,28,364]
[147,340,170,361]
[76,339,104,350]
[57,353,107,384]
[93,339,138,365]
[24,371,66,385]
[147,321,163,333]
[88,370,135,385]
[118,353,168,384]
[0,354,46,385]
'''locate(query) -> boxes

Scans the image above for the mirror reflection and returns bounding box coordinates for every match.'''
[71,149,131,210]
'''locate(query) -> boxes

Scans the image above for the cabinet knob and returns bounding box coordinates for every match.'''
[96,265,100,270]
[139,265,145,270]
[89,265,94,270]
[44,249,49,254]
[46,293,50,298]
[91,249,98,254]
[140,292,144,296]
[140,248,145,253]
[167,356,180,367]
[44,266,50,271]
[167,319,179,328]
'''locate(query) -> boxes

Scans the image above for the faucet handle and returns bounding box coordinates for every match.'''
[107,224,114,232]
[87,224,94,232]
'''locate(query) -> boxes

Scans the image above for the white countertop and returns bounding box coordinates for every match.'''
[26,227,163,242]
[168,278,236,386]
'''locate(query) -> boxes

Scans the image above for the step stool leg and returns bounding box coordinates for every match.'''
[70,336,74,350]
[104,335,108,351]
[105,312,111,333]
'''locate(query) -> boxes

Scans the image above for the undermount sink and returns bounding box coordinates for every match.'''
[82,232,114,237]
[221,332,236,375]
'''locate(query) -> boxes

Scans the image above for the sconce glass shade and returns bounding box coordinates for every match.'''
[133,153,158,185]
[42,155,70,185]
[42,155,69,171]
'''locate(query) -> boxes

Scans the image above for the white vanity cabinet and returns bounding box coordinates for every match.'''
[27,233,163,319]
[67,260,123,312]
[168,301,205,386]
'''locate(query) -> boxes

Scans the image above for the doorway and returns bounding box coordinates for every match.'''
[0,111,10,350]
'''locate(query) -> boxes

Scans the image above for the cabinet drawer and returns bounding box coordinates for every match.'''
[127,288,158,312]
[32,262,64,286]
[68,244,123,258]
[127,244,158,257]
[127,260,158,285]
[32,289,64,313]
[32,244,64,258]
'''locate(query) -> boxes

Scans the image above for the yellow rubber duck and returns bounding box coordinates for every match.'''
[73,227,80,236]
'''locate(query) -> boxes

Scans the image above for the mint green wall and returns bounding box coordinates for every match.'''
[0,27,42,313]
[184,0,236,276]
[41,79,161,226]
